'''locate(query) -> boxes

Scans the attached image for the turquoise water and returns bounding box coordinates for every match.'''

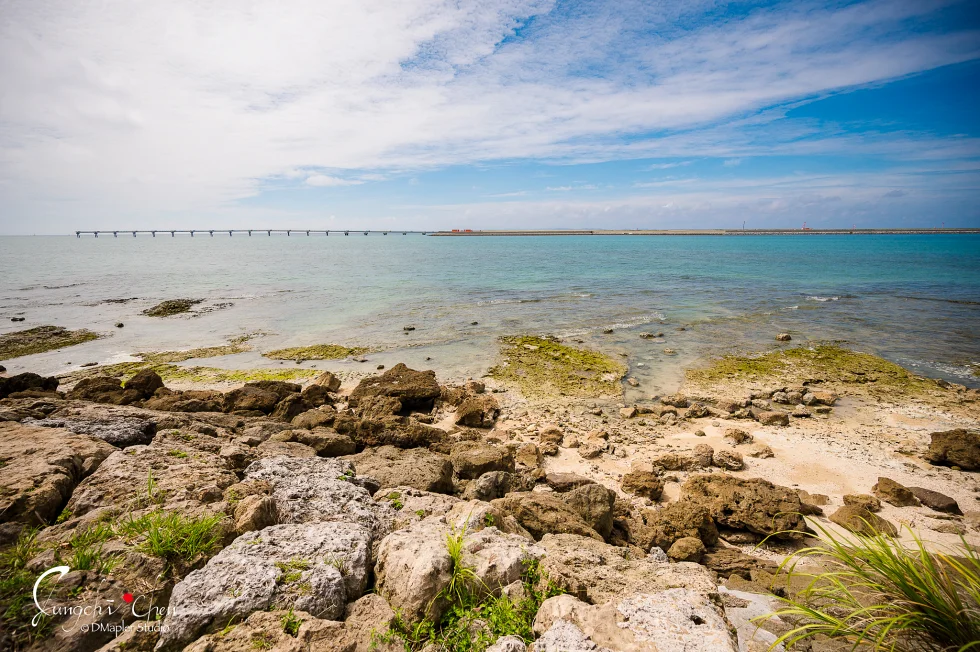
[1,234,978,393]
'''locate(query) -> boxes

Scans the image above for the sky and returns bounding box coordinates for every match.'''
[0,0,979,234]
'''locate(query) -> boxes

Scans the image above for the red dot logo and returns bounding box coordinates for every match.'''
[122,592,134,604]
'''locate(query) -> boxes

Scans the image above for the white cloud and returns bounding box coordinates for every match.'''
[723,158,742,167]
[0,0,977,230]
[304,174,364,187]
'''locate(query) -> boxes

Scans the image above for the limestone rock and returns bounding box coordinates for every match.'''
[667,537,706,563]
[639,501,719,551]
[159,522,371,649]
[681,474,805,539]
[537,533,716,605]
[455,394,500,428]
[244,456,395,542]
[223,385,279,414]
[701,547,777,580]
[724,429,752,445]
[564,483,617,540]
[383,486,460,529]
[924,429,980,470]
[348,363,441,412]
[872,477,920,508]
[290,406,338,430]
[843,494,881,512]
[311,371,342,393]
[545,473,595,493]
[621,461,665,500]
[450,441,515,479]
[908,487,961,514]
[345,445,453,494]
[0,422,115,525]
[692,444,714,468]
[66,436,238,519]
[491,492,602,541]
[712,449,744,471]
[487,636,527,652]
[830,505,898,537]
[375,516,541,623]
[123,369,165,399]
[463,471,533,502]
[26,406,157,448]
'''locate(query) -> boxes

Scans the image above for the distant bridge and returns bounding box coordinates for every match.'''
[75,229,429,237]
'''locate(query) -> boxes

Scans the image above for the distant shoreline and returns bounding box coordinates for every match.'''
[430,228,980,236]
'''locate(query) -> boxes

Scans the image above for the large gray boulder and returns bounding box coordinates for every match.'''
[244,456,395,542]
[159,522,371,650]
[374,516,542,623]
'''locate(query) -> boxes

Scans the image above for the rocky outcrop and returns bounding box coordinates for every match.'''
[923,429,980,470]
[908,487,961,514]
[491,492,603,541]
[620,461,664,500]
[700,547,778,579]
[872,477,920,507]
[124,369,165,399]
[455,394,500,428]
[348,363,441,413]
[159,522,372,649]
[450,441,515,479]
[244,456,395,543]
[65,435,239,519]
[0,372,59,398]
[223,385,279,414]
[344,446,453,494]
[638,501,719,552]
[68,376,143,405]
[26,408,157,448]
[681,474,805,539]
[0,422,115,525]
[268,427,355,457]
[536,534,716,605]
[374,516,542,622]
[843,494,881,512]
[463,471,534,501]
[830,505,898,537]
[563,483,617,540]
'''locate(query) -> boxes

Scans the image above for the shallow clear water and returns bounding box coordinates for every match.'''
[1,234,978,393]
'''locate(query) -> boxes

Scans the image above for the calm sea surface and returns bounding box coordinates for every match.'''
[2,234,979,394]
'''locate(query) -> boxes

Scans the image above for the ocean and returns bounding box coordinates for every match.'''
[2,234,979,395]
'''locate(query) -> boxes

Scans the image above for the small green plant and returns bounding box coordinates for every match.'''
[377,531,563,651]
[62,523,117,574]
[761,523,980,651]
[325,555,350,577]
[134,471,167,508]
[416,510,427,518]
[387,492,405,510]
[55,507,73,524]
[483,513,495,528]
[275,559,311,584]
[167,449,188,459]
[117,510,224,571]
[251,631,274,650]
[0,528,53,645]
[281,608,303,637]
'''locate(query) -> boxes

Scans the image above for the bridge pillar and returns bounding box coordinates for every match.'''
[248,230,252,236]
[344,231,349,236]
[132,231,136,237]
[306,230,310,236]
[267,230,271,236]
[171,231,175,237]
[228,230,232,236]
[209,230,214,237]
[113,231,118,237]
[191,231,195,237]
[151,231,156,237]
[287,230,290,236]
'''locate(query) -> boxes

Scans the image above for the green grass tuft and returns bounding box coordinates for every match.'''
[117,510,225,570]
[0,528,53,646]
[761,522,980,651]
[281,608,303,637]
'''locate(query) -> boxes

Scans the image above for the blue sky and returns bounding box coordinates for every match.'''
[1,0,978,233]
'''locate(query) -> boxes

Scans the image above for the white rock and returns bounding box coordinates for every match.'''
[244,456,395,541]
[158,522,370,650]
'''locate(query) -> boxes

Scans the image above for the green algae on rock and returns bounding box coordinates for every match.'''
[0,325,99,360]
[142,299,203,317]
[263,344,369,360]
[137,340,254,364]
[687,344,936,396]
[488,335,626,397]
[61,361,317,386]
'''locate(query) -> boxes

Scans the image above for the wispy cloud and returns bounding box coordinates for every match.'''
[0,0,977,230]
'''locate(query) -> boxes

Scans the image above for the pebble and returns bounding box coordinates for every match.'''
[11,317,25,322]
[0,365,5,372]
[471,321,478,325]
[403,325,416,331]
[115,322,124,328]
[377,364,385,370]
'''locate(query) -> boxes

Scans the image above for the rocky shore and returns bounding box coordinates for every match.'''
[1,340,978,652]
